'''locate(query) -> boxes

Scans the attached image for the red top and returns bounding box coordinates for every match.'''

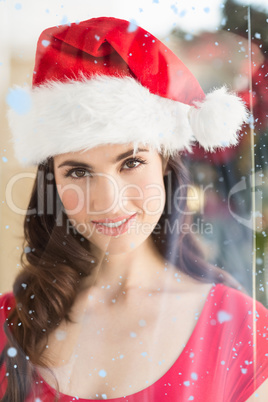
[1,284,268,401]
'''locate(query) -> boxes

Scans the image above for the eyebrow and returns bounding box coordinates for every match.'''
[57,147,149,169]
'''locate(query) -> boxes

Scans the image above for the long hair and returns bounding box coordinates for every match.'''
[0,153,240,401]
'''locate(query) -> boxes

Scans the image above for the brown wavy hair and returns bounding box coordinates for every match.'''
[0,154,240,401]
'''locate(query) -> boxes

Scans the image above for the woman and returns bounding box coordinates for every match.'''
[1,16,267,402]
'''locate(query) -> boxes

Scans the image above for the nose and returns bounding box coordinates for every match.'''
[89,173,122,215]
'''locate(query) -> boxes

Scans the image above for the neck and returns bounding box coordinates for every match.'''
[80,236,171,299]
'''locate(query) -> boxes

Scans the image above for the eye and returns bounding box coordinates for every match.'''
[63,157,147,180]
[122,157,147,171]
[64,168,91,179]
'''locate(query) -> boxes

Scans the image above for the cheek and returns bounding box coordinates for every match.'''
[139,173,166,216]
[57,185,86,216]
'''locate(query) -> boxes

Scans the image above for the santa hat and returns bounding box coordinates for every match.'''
[7,17,248,166]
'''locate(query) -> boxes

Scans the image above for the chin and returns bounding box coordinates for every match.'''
[89,232,147,256]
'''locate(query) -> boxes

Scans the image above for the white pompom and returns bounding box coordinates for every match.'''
[188,86,248,151]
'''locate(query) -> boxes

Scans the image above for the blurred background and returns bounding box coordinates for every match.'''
[0,0,267,306]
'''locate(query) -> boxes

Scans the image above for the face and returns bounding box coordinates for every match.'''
[53,143,167,255]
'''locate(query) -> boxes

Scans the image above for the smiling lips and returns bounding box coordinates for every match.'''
[92,213,137,236]
[92,213,136,225]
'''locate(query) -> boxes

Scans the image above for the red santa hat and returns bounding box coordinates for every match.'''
[7,16,248,166]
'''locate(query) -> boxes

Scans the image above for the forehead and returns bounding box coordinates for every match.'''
[53,143,164,169]
[84,143,147,158]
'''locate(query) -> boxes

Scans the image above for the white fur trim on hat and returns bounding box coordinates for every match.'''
[7,75,248,166]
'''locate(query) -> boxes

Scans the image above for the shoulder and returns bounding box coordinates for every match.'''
[210,284,268,401]
[0,292,16,318]
[0,293,16,397]
[210,283,268,319]
[0,292,16,348]
[209,284,268,345]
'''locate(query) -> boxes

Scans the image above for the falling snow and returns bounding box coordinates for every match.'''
[127,19,138,33]
[217,310,232,323]
[98,369,107,378]
[42,40,50,47]
[139,319,146,327]
[55,330,67,341]
[6,88,32,115]
[170,4,178,14]
[7,347,17,358]
[191,372,198,380]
